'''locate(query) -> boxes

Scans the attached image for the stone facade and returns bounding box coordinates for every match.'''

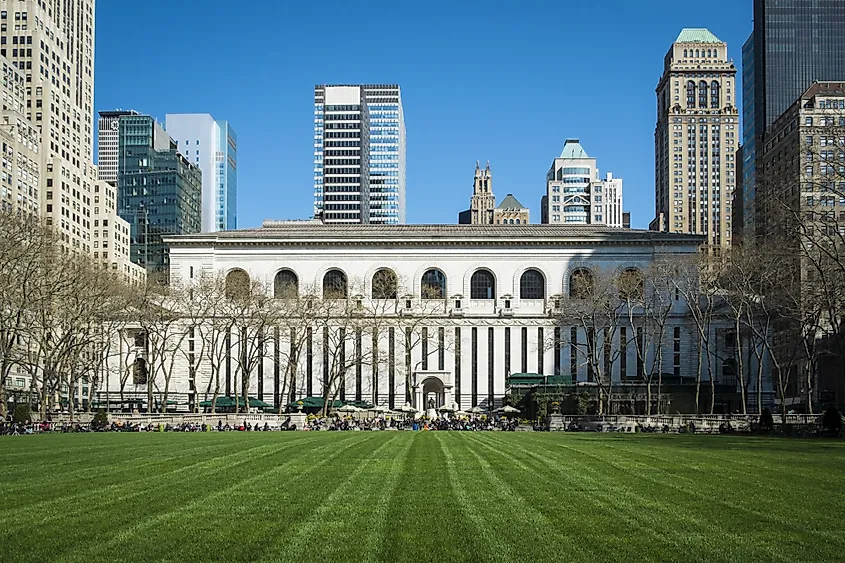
[96,224,774,414]
[653,28,739,248]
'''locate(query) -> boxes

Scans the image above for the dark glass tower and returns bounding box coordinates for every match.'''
[740,0,845,239]
[117,115,203,278]
[754,0,845,130]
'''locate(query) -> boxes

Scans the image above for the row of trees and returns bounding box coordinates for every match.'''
[0,213,130,419]
[550,242,840,418]
[0,216,450,418]
[2,200,842,420]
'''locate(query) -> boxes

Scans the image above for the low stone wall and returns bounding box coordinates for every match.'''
[546,413,821,431]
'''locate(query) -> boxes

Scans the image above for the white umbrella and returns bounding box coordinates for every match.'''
[337,404,360,413]
[496,405,521,414]
[438,405,456,412]
[370,405,389,413]
[469,406,485,414]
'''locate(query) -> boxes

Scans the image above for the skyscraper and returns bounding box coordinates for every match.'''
[544,139,624,227]
[314,84,405,224]
[98,110,140,186]
[0,0,97,253]
[738,1,845,240]
[0,60,39,217]
[165,114,237,232]
[117,114,202,277]
[652,29,738,248]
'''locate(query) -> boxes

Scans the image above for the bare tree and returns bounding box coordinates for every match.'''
[0,212,58,417]
[228,277,277,414]
[555,268,625,415]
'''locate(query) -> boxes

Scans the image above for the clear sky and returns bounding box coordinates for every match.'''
[94,0,753,229]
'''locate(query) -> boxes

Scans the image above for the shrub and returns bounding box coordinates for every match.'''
[821,406,842,434]
[92,409,108,428]
[12,404,31,424]
[759,408,774,431]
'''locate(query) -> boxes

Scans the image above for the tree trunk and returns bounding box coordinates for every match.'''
[805,362,814,415]
[695,339,703,414]
[736,319,747,415]
[0,380,6,419]
[708,356,716,415]
[657,354,664,415]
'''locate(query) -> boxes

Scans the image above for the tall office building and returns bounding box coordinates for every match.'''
[98,110,139,186]
[314,84,405,224]
[117,114,202,277]
[738,1,845,241]
[543,139,624,227]
[165,114,237,232]
[0,0,97,253]
[652,29,738,248]
[0,59,39,217]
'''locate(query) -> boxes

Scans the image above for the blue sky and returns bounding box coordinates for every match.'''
[95,0,753,229]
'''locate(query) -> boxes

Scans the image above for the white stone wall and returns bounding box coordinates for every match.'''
[95,227,775,412]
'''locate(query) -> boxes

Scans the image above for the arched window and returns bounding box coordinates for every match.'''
[710,81,720,108]
[683,49,688,57]
[698,81,708,108]
[470,269,496,300]
[323,269,347,299]
[372,268,398,299]
[569,269,594,299]
[274,269,298,299]
[515,219,521,225]
[225,269,250,300]
[706,49,711,57]
[520,269,545,300]
[686,81,696,108]
[695,49,699,58]
[617,268,644,300]
[421,269,446,299]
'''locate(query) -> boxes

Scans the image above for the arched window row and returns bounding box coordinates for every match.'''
[683,48,720,59]
[234,266,645,302]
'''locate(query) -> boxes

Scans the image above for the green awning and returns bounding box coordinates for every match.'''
[285,396,343,409]
[199,396,236,408]
[248,398,273,409]
[199,397,272,409]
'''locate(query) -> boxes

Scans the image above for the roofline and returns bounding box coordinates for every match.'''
[163,225,705,248]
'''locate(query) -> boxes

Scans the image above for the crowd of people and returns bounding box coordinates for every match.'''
[1,412,522,434]
[304,415,520,432]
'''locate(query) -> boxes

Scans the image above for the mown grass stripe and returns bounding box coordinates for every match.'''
[1,432,843,563]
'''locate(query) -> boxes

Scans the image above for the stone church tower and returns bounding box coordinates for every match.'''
[459,162,496,224]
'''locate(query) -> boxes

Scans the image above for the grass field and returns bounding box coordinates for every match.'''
[1,433,844,563]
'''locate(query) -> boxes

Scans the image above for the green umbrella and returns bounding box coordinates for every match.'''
[285,396,342,409]
[248,398,273,409]
[199,396,236,408]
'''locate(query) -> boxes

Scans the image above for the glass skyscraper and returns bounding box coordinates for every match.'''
[313,84,405,224]
[117,115,202,277]
[165,114,238,232]
[740,0,845,238]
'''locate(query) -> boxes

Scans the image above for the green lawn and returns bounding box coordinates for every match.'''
[1,432,844,563]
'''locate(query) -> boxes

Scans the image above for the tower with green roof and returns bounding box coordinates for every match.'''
[652,28,738,249]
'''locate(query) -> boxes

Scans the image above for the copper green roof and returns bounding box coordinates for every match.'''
[560,139,589,159]
[676,28,722,44]
[497,194,526,210]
